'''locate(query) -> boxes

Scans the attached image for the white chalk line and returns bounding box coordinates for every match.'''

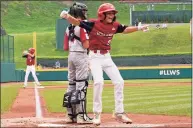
[34,84,42,118]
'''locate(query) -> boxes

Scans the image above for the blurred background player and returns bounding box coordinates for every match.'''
[60,2,149,125]
[62,2,92,124]
[22,48,42,88]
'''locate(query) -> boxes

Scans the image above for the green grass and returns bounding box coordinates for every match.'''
[111,25,192,56]
[1,1,192,33]
[39,79,191,86]
[13,25,192,69]
[41,79,191,116]
[1,1,68,33]
[1,85,21,113]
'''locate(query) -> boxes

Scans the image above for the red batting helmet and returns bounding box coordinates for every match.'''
[28,48,35,54]
[97,3,118,21]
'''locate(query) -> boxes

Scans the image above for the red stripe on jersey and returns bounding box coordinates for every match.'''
[80,28,89,44]
[64,33,69,50]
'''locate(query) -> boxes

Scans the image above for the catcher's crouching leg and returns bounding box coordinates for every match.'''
[63,83,77,123]
[74,79,92,124]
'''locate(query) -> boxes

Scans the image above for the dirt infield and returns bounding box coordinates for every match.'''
[1,82,192,127]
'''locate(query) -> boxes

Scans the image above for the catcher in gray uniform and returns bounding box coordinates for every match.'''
[62,2,92,124]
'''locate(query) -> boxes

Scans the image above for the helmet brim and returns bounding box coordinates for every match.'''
[100,9,118,14]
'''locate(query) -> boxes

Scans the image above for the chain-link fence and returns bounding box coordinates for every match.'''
[1,35,14,63]
[132,10,192,25]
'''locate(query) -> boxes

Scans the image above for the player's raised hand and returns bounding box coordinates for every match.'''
[60,10,69,19]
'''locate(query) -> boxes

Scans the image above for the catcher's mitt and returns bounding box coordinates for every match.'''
[22,50,28,58]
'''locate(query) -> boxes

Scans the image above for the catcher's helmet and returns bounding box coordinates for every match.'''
[28,48,35,54]
[69,2,88,20]
[97,3,118,21]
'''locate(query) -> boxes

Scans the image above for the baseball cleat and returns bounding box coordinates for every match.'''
[77,114,93,124]
[93,112,101,125]
[36,83,41,86]
[64,115,76,123]
[114,112,132,124]
[37,86,44,89]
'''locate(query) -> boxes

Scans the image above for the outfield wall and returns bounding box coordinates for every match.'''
[37,54,192,67]
[24,66,192,82]
[1,63,16,82]
[1,65,191,83]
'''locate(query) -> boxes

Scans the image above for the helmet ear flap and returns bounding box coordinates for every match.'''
[69,6,76,17]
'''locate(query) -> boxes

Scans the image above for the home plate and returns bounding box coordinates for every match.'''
[38,123,66,127]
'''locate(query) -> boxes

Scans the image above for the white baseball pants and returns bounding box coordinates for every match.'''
[24,65,40,86]
[89,51,124,113]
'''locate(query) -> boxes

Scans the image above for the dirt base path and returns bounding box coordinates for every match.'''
[1,83,192,127]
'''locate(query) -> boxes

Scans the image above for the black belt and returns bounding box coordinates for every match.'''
[70,51,86,53]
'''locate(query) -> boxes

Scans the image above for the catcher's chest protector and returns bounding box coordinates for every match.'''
[65,25,87,52]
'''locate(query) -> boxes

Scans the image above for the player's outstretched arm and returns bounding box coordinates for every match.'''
[122,26,138,34]
[60,10,80,26]
[123,25,149,34]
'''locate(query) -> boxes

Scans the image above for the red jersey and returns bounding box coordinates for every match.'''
[79,19,127,50]
[26,54,35,65]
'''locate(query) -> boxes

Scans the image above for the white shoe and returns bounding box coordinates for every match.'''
[64,114,76,123]
[114,112,132,124]
[77,114,93,124]
[37,86,44,88]
[93,112,101,125]
[36,83,41,86]
[23,85,27,88]
[36,83,44,88]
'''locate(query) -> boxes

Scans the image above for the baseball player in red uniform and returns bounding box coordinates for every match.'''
[62,2,92,124]
[60,3,149,125]
[22,48,41,88]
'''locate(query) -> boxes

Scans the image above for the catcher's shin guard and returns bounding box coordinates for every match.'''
[63,83,77,120]
[75,79,92,121]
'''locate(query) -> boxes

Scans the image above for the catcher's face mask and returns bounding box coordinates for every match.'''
[69,2,88,20]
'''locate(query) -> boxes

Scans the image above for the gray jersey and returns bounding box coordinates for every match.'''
[65,26,88,52]
[65,25,89,115]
